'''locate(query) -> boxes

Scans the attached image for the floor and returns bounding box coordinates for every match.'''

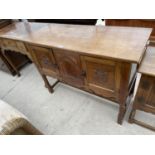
[0,60,155,134]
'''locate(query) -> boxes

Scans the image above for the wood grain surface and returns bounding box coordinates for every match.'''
[0,22,152,63]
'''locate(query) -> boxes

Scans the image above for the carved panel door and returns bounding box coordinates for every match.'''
[28,45,59,77]
[54,49,84,88]
[81,56,121,101]
[134,75,155,111]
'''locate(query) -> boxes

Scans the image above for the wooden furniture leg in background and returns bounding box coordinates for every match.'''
[128,46,155,132]
[0,48,31,77]
[129,107,155,132]
[1,49,21,76]
[128,109,136,123]
[128,75,155,132]
[0,49,16,76]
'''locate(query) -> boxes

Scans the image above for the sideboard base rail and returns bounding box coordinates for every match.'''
[41,74,60,93]
[129,112,155,132]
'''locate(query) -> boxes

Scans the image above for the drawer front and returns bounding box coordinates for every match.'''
[2,38,17,50]
[1,38,28,55]
[27,45,59,77]
[81,56,121,101]
[54,49,84,88]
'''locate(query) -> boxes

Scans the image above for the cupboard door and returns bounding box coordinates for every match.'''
[54,49,84,88]
[28,45,59,77]
[81,56,121,101]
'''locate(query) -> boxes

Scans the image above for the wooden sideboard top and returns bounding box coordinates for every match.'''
[0,22,152,63]
[139,46,155,77]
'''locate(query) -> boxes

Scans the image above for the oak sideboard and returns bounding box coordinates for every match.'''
[0,22,152,124]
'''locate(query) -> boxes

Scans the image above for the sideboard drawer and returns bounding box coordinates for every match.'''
[0,39,28,55]
[81,56,121,101]
[2,38,18,50]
